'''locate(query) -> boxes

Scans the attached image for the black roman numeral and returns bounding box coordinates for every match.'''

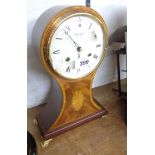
[66,66,71,72]
[96,44,101,48]
[78,17,81,22]
[55,38,62,40]
[65,25,70,31]
[53,50,60,54]
[89,23,92,29]
[93,54,98,59]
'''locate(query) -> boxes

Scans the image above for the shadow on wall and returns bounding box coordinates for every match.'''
[27,45,46,76]
[27,45,53,108]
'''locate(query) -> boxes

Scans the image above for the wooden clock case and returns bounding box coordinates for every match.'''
[32,6,108,144]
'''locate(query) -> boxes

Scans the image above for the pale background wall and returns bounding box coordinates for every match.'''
[27,0,127,108]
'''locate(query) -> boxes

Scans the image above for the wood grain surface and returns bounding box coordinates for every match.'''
[36,72,107,139]
[27,80,127,155]
[36,6,108,140]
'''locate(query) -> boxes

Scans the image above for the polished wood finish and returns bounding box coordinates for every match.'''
[36,6,108,141]
[41,110,107,140]
[36,71,107,140]
[27,80,127,155]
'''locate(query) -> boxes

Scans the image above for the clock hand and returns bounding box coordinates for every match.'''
[63,29,82,50]
[63,29,83,59]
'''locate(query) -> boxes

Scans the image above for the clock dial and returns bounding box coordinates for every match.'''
[49,14,106,79]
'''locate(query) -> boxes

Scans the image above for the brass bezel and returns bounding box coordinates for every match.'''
[40,6,108,80]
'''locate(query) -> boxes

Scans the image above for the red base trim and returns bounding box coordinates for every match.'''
[40,109,107,140]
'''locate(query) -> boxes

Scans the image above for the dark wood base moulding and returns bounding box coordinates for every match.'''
[38,109,107,140]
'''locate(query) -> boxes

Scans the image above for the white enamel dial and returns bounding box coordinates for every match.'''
[49,13,106,79]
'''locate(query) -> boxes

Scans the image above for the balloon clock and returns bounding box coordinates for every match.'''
[32,6,108,147]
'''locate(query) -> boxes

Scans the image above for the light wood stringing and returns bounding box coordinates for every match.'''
[37,6,108,136]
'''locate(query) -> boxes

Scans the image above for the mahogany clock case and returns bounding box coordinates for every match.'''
[32,6,108,141]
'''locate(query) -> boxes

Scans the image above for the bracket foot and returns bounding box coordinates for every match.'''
[41,138,53,148]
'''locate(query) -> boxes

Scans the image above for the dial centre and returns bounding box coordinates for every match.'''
[77,46,82,52]
[65,57,70,62]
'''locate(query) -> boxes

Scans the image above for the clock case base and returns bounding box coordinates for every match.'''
[37,107,107,140]
[35,75,108,141]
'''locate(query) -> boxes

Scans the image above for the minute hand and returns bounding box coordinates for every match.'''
[63,29,80,48]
